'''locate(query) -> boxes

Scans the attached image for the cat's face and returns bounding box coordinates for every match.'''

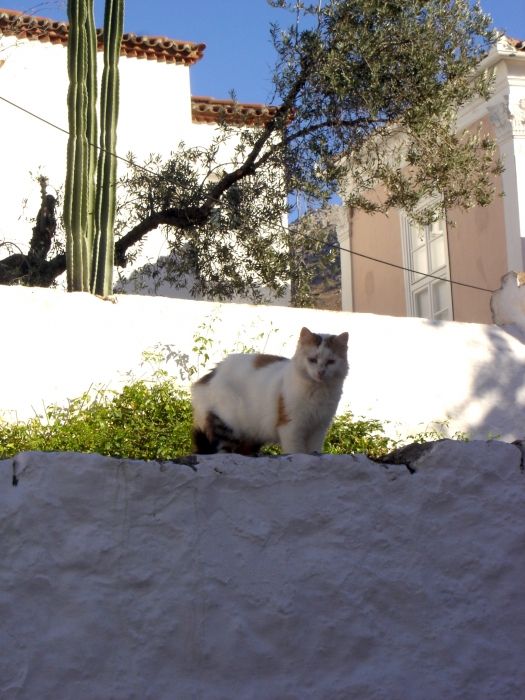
[295,327,349,383]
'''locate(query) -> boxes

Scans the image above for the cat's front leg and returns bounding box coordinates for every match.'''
[277,424,309,454]
[304,426,328,454]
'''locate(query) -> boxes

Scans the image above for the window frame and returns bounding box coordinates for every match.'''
[400,211,453,321]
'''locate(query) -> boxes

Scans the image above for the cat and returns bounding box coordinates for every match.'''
[191,326,349,455]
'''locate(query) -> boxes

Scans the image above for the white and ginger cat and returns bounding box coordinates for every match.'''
[191,327,348,455]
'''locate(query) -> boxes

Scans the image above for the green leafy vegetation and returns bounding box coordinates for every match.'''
[0,381,463,462]
[0,381,193,461]
[324,412,394,458]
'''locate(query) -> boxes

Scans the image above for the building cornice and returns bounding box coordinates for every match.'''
[488,94,525,140]
[456,36,525,136]
[476,36,525,73]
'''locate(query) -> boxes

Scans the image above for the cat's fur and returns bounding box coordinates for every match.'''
[191,327,349,455]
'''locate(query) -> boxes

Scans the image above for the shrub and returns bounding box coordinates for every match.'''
[324,412,394,458]
[0,380,193,461]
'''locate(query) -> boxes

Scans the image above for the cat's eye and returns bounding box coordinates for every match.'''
[326,359,335,365]
[308,358,317,364]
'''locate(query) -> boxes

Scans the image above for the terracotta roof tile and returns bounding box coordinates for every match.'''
[191,96,278,127]
[508,37,525,52]
[0,7,206,65]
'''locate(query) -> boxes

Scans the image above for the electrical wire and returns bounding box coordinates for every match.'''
[0,92,499,295]
[298,231,496,294]
[0,94,155,175]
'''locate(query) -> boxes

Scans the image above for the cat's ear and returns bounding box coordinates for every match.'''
[300,327,314,342]
[299,327,322,346]
[336,332,349,348]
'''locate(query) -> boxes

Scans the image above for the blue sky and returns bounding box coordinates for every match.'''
[7,1,525,103]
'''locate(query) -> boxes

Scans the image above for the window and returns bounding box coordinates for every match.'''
[401,216,453,321]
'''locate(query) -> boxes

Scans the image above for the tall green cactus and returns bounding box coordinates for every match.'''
[92,0,123,295]
[64,0,124,294]
[63,0,96,291]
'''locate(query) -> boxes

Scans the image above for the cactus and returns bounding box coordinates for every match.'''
[64,0,123,294]
[92,0,124,295]
[63,0,97,291]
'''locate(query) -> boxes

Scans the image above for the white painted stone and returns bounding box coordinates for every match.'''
[1,441,524,699]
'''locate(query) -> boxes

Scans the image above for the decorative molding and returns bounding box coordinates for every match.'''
[488,96,513,139]
[496,36,522,55]
[488,94,525,140]
[511,98,525,138]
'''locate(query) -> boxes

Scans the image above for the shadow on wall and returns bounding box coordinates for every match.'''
[114,254,198,300]
[114,253,291,306]
[452,324,525,441]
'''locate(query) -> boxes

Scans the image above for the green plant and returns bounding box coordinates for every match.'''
[0,380,193,461]
[92,0,123,295]
[324,412,394,458]
[140,348,170,380]
[64,0,123,294]
[403,421,469,445]
[191,326,215,378]
[188,315,282,382]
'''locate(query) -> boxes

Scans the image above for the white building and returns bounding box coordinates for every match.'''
[0,7,282,299]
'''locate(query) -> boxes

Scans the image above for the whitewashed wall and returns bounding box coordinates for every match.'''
[0,37,188,237]
[2,285,525,442]
[2,286,525,699]
[1,442,524,700]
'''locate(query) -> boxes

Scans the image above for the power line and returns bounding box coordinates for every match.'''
[301,232,496,294]
[0,94,69,135]
[0,92,499,296]
[0,94,155,176]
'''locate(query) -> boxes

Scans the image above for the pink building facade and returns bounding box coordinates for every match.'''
[336,37,525,324]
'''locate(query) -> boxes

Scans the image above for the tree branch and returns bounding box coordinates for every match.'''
[114,205,213,266]
[284,115,385,146]
[28,177,56,266]
[0,253,29,284]
[201,53,313,208]
[114,62,314,266]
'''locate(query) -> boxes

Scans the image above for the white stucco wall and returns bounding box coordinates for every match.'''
[1,441,524,699]
[0,35,193,232]
[0,38,69,243]
[1,285,525,443]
